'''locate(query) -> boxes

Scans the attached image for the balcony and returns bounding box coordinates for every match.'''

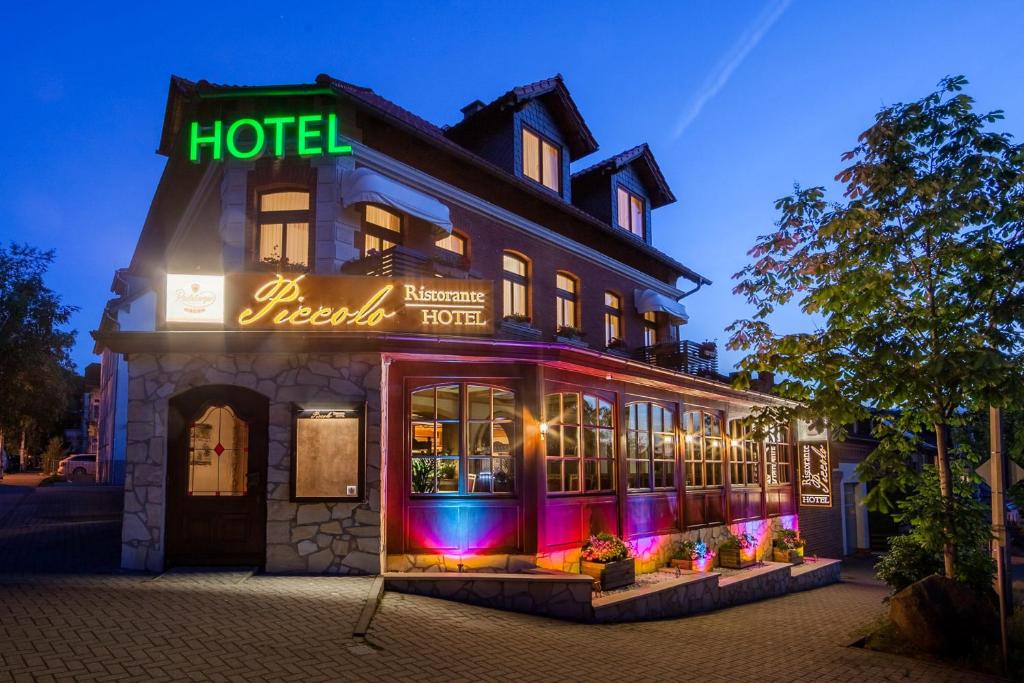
[340,245,470,279]
[636,340,721,378]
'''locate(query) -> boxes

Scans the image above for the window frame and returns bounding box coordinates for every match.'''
[642,311,659,347]
[361,204,404,256]
[521,125,562,193]
[764,424,794,486]
[544,391,616,495]
[435,231,468,257]
[728,418,761,488]
[555,271,579,331]
[683,409,726,489]
[604,291,623,347]
[409,383,518,497]
[625,401,678,492]
[616,185,646,238]
[254,188,313,270]
[290,402,366,502]
[502,251,531,320]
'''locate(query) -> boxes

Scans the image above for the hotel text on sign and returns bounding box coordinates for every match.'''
[166,273,493,334]
[798,441,832,508]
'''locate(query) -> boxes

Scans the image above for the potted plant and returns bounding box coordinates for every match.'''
[502,313,532,324]
[718,530,757,569]
[556,325,585,340]
[669,538,715,572]
[579,533,635,590]
[772,528,805,564]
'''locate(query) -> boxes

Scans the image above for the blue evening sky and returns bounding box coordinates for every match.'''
[2,1,1022,372]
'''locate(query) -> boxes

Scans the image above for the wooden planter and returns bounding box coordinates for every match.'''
[581,558,635,590]
[772,547,804,564]
[718,547,756,569]
[670,557,715,572]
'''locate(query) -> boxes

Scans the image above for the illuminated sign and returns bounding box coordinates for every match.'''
[165,274,225,324]
[188,113,354,163]
[165,273,492,334]
[798,441,832,507]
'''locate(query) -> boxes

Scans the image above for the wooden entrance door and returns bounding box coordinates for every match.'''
[166,385,268,568]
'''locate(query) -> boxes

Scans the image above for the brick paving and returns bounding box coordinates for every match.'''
[0,477,998,682]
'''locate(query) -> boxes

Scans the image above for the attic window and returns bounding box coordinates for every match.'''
[522,127,560,193]
[616,186,645,238]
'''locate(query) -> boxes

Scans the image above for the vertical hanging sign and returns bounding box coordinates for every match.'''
[798,441,832,507]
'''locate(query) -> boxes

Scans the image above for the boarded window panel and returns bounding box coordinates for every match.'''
[295,413,361,498]
[541,141,559,191]
[522,129,541,181]
[285,223,309,266]
[261,191,310,212]
[258,224,283,264]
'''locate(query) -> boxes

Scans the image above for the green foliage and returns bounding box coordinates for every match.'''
[40,436,67,475]
[773,528,805,550]
[0,244,78,446]
[875,534,942,591]
[672,538,713,560]
[727,76,1024,573]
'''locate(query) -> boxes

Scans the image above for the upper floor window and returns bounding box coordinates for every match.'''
[502,251,529,319]
[362,205,402,256]
[616,186,645,238]
[545,392,615,493]
[257,190,310,269]
[410,384,516,495]
[643,311,659,346]
[626,402,676,490]
[604,292,622,347]
[683,410,725,488]
[764,425,793,486]
[728,419,761,487]
[522,127,560,192]
[556,272,579,331]
[436,232,466,256]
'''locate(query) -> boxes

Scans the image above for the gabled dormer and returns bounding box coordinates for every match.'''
[445,75,598,201]
[570,144,675,245]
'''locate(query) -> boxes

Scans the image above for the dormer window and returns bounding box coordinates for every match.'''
[256,190,310,269]
[362,205,403,256]
[522,127,560,193]
[616,186,645,238]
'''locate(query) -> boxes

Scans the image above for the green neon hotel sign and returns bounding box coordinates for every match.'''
[188,113,353,163]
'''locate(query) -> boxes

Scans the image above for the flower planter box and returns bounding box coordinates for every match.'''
[581,558,635,590]
[670,557,715,572]
[718,547,756,569]
[772,547,804,564]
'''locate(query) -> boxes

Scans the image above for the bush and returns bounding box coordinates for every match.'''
[580,533,632,563]
[876,535,942,591]
[40,437,66,475]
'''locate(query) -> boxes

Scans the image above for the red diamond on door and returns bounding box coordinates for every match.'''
[214,443,225,456]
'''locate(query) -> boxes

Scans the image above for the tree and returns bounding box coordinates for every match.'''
[728,77,1024,580]
[0,244,78,453]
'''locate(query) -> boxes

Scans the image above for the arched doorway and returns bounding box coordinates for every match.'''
[165,385,268,567]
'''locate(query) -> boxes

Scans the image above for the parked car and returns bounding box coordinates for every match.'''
[57,454,97,481]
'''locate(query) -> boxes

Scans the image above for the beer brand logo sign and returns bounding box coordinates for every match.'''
[164,273,492,334]
[165,274,225,324]
[798,441,832,507]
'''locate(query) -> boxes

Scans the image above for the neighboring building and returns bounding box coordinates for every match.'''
[94,73,810,575]
[62,365,99,456]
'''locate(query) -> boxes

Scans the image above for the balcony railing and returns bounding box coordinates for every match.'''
[340,245,470,279]
[636,340,720,378]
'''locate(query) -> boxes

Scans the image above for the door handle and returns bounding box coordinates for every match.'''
[246,472,262,490]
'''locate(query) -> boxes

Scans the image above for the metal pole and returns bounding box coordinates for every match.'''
[989,405,1009,670]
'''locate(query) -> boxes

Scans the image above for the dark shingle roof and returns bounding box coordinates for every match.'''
[572,143,676,208]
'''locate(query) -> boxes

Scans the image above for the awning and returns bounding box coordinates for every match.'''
[634,288,689,324]
[341,167,453,235]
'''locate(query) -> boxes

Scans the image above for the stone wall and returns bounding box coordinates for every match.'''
[121,352,382,575]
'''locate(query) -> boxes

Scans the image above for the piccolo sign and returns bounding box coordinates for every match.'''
[798,441,832,508]
[188,113,354,163]
[164,273,493,334]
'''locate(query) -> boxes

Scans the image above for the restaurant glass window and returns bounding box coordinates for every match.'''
[626,402,676,490]
[728,418,760,487]
[257,190,310,268]
[616,186,645,238]
[522,127,560,192]
[410,384,515,495]
[502,251,529,319]
[556,272,579,331]
[545,392,615,493]
[604,292,622,347]
[764,424,793,485]
[643,311,658,346]
[188,405,248,496]
[436,232,466,256]
[683,410,725,488]
[362,205,403,255]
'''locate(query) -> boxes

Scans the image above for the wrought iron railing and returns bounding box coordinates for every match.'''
[340,246,470,278]
[636,340,720,377]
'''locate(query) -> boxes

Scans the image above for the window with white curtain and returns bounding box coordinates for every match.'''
[256,190,310,269]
